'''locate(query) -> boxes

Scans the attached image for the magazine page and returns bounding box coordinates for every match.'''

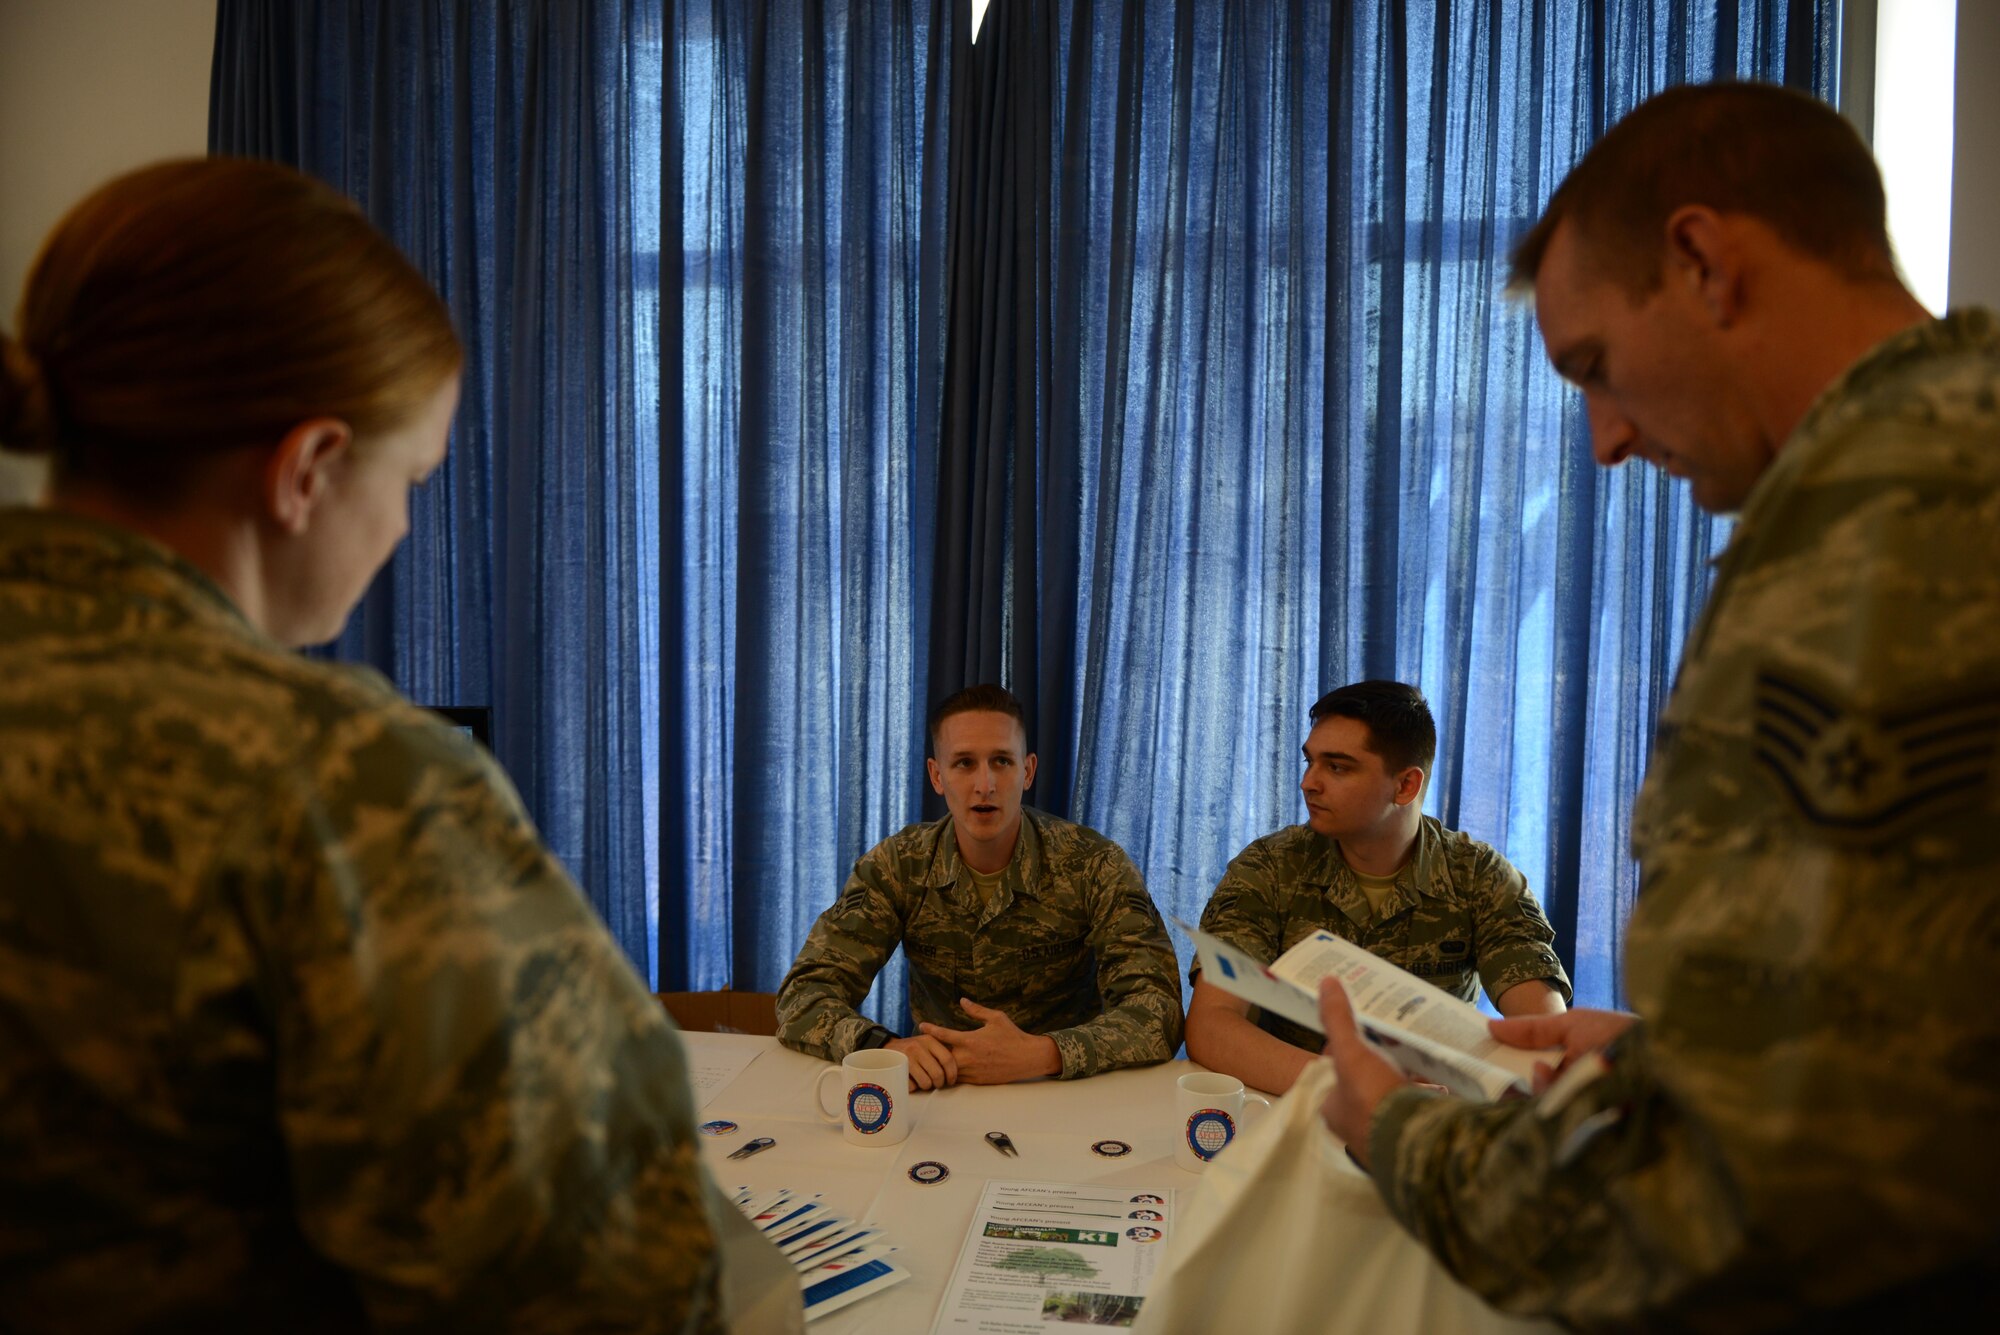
[930,1180,1178,1334]
[1178,920,1553,1101]
[1267,931,1550,1097]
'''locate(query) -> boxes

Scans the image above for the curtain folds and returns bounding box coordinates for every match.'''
[938,0,1835,1011]
[210,0,664,972]
[676,0,1832,1020]
[661,1,952,1022]
[213,0,1836,1022]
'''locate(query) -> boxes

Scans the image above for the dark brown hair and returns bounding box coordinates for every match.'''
[0,157,460,494]
[1309,680,1436,777]
[1508,82,1895,295]
[928,683,1030,756]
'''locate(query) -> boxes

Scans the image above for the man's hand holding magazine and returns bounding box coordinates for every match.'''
[1317,982,1642,1167]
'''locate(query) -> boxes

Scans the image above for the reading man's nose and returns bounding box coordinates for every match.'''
[1587,396,1639,466]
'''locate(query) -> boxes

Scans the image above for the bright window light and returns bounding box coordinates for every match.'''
[1874,0,1957,313]
[972,0,991,45]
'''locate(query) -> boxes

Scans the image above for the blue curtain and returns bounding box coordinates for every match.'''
[212,0,1835,1014]
[210,0,665,975]
[669,0,1834,1020]
[660,0,952,1022]
[1040,0,1831,1012]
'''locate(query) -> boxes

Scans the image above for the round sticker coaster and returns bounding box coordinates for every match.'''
[908,1160,951,1186]
[698,1119,739,1137]
[1090,1139,1133,1158]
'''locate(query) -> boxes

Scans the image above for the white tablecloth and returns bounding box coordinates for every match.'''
[687,1034,1551,1335]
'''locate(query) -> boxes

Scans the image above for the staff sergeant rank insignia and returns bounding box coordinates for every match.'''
[1752,667,1999,845]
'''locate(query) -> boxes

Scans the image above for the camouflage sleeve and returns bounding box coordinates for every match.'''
[774,844,906,1062]
[1191,837,1285,986]
[1045,843,1185,1078]
[1466,848,1572,1005]
[1366,1027,1747,1327]
[257,702,731,1334]
[1368,345,2000,1323]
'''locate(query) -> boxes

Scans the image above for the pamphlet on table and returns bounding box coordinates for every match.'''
[931,1179,1179,1333]
[679,1031,765,1109]
[732,1185,911,1322]
[1177,917,1558,1101]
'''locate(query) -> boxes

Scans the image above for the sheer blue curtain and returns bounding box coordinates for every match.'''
[210,0,665,972]
[671,0,1833,1023]
[660,1,952,1021]
[1043,0,1832,1010]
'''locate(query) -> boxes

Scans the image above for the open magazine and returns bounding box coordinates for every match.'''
[1176,918,1558,1101]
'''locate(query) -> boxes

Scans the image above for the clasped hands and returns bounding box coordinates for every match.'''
[1315,979,1638,1169]
[884,998,1062,1089]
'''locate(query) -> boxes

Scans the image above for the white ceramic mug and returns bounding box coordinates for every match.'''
[1173,1072,1271,1171]
[811,1048,913,1146]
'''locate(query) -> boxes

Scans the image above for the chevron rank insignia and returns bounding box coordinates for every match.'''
[1752,667,2000,845]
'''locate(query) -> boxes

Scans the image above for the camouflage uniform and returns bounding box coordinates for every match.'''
[776,806,1184,1077]
[1369,312,2000,1329]
[1197,816,1571,1049]
[0,510,752,1333]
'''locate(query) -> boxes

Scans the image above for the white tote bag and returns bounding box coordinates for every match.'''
[1134,1059,1555,1335]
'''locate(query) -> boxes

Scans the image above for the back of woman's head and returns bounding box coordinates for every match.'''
[0,157,460,496]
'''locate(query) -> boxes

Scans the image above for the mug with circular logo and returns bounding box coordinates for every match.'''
[811,1048,913,1146]
[1173,1071,1271,1172]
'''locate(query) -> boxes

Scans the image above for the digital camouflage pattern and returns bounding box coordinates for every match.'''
[0,510,745,1333]
[1197,816,1571,1049]
[1370,311,2000,1329]
[776,807,1184,1077]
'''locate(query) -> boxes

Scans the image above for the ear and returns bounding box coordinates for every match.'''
[1662,205,1743,328]
[1392,765,1425,808]
[264,417,354,535]
[927,756,945,795]
[1021,753,1038,791]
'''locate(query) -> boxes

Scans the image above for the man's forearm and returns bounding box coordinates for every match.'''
[1046,989,1182,1078]
[1495,978,1567,1017]
[1368,1034,1745,1326]
[773,986,887,1062]
[1185,1004,1314,1095]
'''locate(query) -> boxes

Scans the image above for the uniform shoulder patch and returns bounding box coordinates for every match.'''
[1752,666,1999,845]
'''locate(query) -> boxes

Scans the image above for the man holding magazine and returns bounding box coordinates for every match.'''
[1316,84,2000,1328]
[1185,680,1569,1095]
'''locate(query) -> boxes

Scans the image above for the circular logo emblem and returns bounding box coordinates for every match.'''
[1185,1108,1236,1160]
[698,1119,739,1136]
[1090,1139,1133,1158]
[908,1160,951,1185]
[1126,1226,1163,1243]
[847,1082,893,1134]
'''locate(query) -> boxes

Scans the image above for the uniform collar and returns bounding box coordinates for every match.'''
[0,508,258,642]
[926,806,1048,930]
[1309,816,1452,928]
[1739,308,1999,531]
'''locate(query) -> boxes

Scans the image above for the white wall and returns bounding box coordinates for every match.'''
[0,0,217,503]
[1948,0,1999,309]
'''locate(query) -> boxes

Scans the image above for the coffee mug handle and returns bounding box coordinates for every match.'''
[1244,1093,1274,1123]
[811,1065,845,1124]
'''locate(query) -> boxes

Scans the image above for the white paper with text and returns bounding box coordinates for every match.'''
[1179,919,1556,1101]
[930,1180,1179,1334]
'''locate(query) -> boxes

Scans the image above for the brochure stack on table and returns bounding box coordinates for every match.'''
[734,1185,912,1322]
